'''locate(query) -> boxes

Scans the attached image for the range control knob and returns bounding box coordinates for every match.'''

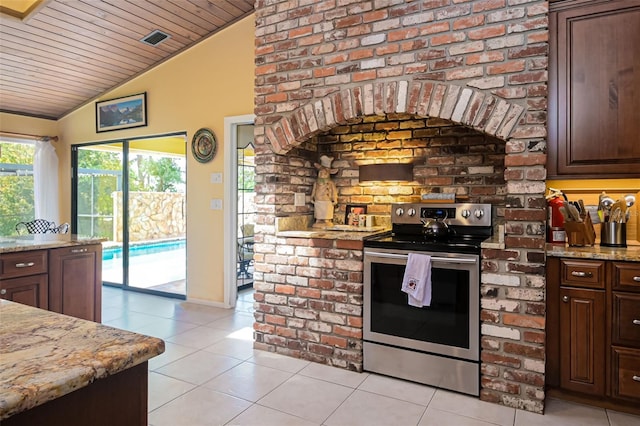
[407,208,416,217]
[461,209,471,219]
[395,207,404,216]
[474,209,485,219]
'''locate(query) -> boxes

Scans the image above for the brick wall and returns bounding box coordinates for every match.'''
[253,0,548,413]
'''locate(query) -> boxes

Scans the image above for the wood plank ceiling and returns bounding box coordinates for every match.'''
[0,0,254,120]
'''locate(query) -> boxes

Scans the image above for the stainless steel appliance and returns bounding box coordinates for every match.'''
[363,202,492,396]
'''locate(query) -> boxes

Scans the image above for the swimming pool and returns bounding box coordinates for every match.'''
[102,239,186,292]
[103,239,185,260]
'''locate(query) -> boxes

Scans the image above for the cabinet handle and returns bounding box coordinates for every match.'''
[634,276,640,282]
[633,320,640,326]
[571,271,592,278]
[70,248,87,253]
[0,289,6,295]
[15,262,35,268]
[562,296,569,303]
[633,376,640,382]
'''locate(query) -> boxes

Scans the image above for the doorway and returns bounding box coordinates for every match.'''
[236,125,255,290]
[71,133,187,298]
[223,114,255,308]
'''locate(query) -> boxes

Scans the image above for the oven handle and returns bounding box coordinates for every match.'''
[365,251,477,264]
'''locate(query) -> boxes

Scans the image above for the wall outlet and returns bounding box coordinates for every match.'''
[210,173,223,184]
[210,199,223,210]
[294,192,305,207]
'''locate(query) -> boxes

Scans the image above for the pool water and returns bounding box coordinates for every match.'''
[103,239,186,260]
[102,239,186,293]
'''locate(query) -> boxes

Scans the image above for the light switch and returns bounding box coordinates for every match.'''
[210,173,223,184]
[210,199,223,210]
[294,192,305,207]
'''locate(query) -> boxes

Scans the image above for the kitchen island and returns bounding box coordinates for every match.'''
[0,299,164,425]
[0,234,104,321]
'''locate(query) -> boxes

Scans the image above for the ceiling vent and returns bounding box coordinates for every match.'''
[141,30,170,46]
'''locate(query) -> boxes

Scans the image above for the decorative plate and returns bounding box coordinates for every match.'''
[192,128,217,163]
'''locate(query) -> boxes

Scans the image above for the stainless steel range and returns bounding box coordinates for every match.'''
[363,202,492,396]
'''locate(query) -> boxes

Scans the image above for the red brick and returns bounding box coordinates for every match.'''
[503,342,544,359]
[503,313,545,329]
[482,377,521,394]
[487,60,526,75]
[321,335,348,348]
[482,352,521,368]
[468,25,505,40]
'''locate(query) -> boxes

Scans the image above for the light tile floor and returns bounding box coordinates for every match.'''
[101,287,640,426]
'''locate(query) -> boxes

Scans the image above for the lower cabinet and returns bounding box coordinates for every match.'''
[547,257,640,413]
[1,244,102,321]
[49,244,102,322]
[559,286,606,395]
[0,274,48,309]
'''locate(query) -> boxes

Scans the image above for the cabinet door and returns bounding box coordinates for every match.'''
[559,286,606,395]
[49,244,102,322]
[548,1,640,177]
[0,274,48,309]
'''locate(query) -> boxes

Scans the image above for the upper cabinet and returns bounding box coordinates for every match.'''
[548,0,640,178]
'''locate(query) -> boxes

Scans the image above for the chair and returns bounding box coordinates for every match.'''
[15,219,69,235]
[237,224,254,278]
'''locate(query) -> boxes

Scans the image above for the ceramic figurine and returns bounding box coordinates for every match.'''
[311,155,338,228]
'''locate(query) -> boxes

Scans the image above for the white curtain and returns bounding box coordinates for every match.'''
[34,139,60,224]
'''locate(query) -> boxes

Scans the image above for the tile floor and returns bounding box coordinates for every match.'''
[101,286,640,426]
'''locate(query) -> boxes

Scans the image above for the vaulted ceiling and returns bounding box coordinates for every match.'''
[0,0,254,120]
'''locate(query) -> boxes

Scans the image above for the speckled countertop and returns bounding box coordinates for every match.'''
[546,243,640,262]
[0,234,105,254]
[277,226,389,241]
[275,214,391,241]
[0,300,164,420]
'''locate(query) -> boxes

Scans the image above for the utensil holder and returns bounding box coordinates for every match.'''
[600,222,626,247]
[565,213,596,247]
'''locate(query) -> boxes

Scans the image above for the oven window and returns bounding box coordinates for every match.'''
[369,262,470,349]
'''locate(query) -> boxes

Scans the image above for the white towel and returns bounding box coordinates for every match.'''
[401,253,432,307]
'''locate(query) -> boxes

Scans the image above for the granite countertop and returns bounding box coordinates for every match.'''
[545,243,640,262]
[277,226,389,241]
[0,234,105,254]
[0,300,164,420]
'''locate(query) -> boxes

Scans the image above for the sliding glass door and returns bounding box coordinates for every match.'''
[72,134,186,298]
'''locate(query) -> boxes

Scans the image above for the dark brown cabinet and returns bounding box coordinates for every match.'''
[0,275,48,309]
[49,244,102,322]
[1,243,102,321]
[559,286,606,395]
[547,257,640,413]
[548,0,640,177]
[0,250,48,309]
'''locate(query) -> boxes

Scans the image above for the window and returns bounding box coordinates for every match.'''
[0,140,35,235]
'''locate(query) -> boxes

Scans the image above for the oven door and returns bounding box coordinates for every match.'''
[363,247,479,361]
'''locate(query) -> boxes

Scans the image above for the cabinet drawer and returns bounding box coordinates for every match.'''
[611,346,640,402]
[560,259,605,289]
[611,262,640,293]
[0,250,48,279]
[612,292,640,348]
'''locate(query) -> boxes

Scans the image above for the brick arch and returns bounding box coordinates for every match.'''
[263,80,525,154]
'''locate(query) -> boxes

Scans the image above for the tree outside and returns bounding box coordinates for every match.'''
[0,142,185,238]
[0,142,35,236]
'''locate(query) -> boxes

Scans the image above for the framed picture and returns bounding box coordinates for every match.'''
[345,204,367,226]
[96,93,147,132]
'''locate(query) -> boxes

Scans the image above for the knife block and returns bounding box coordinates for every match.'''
[565,213,596,246]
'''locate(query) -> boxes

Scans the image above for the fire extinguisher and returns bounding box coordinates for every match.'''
[546,188,566,243]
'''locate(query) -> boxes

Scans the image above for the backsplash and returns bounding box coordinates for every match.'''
[547,180,640,245]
